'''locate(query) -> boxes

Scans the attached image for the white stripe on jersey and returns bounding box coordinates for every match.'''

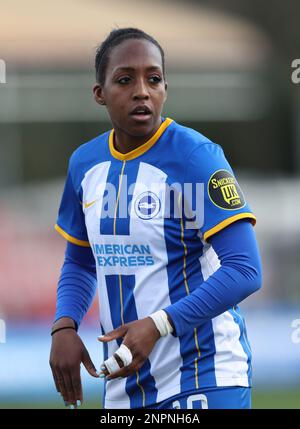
[199,236,250,387]
[212,312,250,387]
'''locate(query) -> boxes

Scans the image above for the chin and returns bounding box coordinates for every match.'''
[128,116,160,137]
[130,124,153,136]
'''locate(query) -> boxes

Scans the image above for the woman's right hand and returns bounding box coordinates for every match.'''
[49,318,99,408]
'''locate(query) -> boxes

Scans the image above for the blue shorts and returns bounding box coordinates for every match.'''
[147,387,251,409]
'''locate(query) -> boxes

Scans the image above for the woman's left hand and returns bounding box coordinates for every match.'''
[97,317,161,380]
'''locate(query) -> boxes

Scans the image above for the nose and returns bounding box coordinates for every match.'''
[132,77,149,100]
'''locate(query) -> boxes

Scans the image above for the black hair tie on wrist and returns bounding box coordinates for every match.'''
[51,326,77,336]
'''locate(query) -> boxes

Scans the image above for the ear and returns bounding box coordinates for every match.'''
[93,83,106,106]
[164,81,168,102]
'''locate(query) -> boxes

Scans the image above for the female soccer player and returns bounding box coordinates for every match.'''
[50,28,262,410]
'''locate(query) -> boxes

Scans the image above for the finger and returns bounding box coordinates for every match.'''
[56,368,69,406]
[98,364,109,378]
[99,352,124,378]
[97,325,127,343]
[50,364,61,394]
[114,352,125,368]
[101,363,109,373]
[106,358,142,380]
[71,367,83,407]
[106,364,132,380]
[53,376,61,394]
[82,347,100,378]
[64,372,77,407]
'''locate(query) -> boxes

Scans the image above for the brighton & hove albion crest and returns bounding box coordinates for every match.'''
[134,191,161,219]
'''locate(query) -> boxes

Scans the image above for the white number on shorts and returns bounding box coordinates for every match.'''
[172,394,208,409]
[187,394,208,409]
[172,400,181,409]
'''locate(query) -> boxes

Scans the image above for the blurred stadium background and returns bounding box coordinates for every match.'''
[0,0,300,409]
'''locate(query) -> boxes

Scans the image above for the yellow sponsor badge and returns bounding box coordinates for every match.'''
[208,170,246,210]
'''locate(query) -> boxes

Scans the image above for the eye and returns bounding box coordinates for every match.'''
[117,76,131,84]
[149,75,162,83]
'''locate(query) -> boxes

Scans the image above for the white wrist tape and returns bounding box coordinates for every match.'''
[103,344,133,375]
[149,310,174,337]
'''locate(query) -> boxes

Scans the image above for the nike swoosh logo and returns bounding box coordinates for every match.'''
[84,200,97,209]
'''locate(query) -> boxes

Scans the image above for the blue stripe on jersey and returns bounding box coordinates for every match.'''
[229,306,252,386]
[115,162,139,236]
[99,160,124,236]
[100,161,139,236]
[105,274,158,408]
[192,320,217,387]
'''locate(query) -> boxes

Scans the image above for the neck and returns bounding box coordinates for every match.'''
[113,118,162,154]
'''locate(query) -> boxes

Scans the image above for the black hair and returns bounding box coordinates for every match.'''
[95,28,165,85]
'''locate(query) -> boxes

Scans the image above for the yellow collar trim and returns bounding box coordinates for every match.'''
[109,117,173,161]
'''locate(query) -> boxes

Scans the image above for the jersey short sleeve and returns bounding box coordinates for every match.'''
[55,158,90,247]
[185,143,256,242]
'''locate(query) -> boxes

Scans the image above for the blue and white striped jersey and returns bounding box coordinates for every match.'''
[55,118,256,408]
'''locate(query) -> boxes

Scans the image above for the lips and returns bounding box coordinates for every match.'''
[130,105,152,115]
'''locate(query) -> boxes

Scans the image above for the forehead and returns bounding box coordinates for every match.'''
[107,38,163,74]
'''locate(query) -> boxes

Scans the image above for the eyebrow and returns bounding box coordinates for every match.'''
[113,66,162,74]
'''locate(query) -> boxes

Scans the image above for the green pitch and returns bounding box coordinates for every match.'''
[0,390,299,409]
[252,389,300,409]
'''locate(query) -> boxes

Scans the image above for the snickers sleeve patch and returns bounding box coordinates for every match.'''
[208,169,246,210]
